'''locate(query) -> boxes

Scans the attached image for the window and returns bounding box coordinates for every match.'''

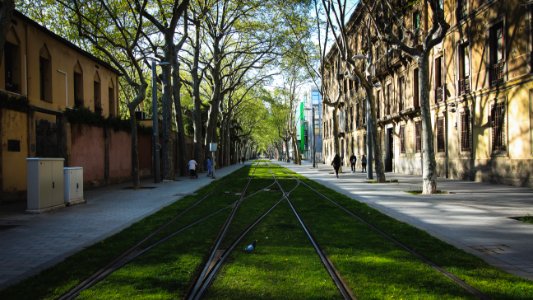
[413,11,421,31]
[415,121,421,153]
[362,99,367,125]
[39,46,52,102]
[457,0,467,20]
[109,85,115,117]
[489,22,505,86]
[461,110,471,151]
[530,7,533,71]
[4,41,20,93]
[435,56,444,102]
[458,43,470,94]
[400,126,406,153]
[94,72,102,114]
[398,76,405,112]
[491,102,506,152]
[74,62,84,107]
[356,102,360,128]
[386,83,392,115]
[436,117,445,152]
[376,90,381,119]
[413,68,419,108]
[350,106,353,131]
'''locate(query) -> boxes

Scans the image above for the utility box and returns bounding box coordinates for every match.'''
[26,158,65,213]
[64,167,84,205]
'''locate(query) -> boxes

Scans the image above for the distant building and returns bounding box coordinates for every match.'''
[304,87,323,163]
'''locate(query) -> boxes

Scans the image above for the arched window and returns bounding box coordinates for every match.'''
[39,45,52,102]
[94,71,101,114]
[108,79,116,117]
[74,61,84,107]
[5,28,21,93]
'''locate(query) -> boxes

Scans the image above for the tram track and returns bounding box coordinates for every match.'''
[58,161,490,299]
[60,162,268,300]
[276,164,489,300]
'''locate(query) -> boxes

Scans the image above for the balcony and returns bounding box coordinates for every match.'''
[458,77,470,95]
[490,61,505,87]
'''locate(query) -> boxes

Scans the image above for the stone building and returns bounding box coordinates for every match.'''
[322,0,533,187]
[0,11,134,203]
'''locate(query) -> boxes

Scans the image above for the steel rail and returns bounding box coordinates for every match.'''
[271,170,355,300]
[59,205,231,300]
[189,196,285,300]
[60,163,261,300]
[296,178,490,300]
[186,161,264,299]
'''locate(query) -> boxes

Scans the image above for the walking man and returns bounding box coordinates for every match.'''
[331,154,341,178]
[188,158,198,179]
[206,156,213,178]
[349,153,357,173]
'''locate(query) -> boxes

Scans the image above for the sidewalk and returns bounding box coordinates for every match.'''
[279,160,533,281]
[0,163,245,289]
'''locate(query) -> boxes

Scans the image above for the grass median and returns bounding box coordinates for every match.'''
[1,162,532,299]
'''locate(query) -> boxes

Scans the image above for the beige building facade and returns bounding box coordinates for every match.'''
[322,0,533,187]
[0,11,120,201]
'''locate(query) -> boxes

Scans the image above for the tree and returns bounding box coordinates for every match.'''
[364,0,449,193]
[62,0,151,188]
[137,0,189,180]
[318,0,386,182]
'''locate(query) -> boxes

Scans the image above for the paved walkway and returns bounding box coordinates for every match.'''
[279,160,533,281]
[0,164,245,289]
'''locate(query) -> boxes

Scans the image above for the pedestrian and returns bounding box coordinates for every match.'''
[188,158,198,179]
[331,153,341,178]
[349,153,357,173]
[361,154,367,173]
[206,156,213,178]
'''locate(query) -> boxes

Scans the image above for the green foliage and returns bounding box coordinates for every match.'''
[0,91,29,112]
[64,107,150,133]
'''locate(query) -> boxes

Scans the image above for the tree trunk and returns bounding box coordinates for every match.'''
[290,128,300,164]
[332,105,340,155]
[365,87,386,182]
[191,19,203,163]
[161,36,174,180]
[418,55,437,194]
[205,38,222,158]
[126,83,147,188]
[172,56,187,177]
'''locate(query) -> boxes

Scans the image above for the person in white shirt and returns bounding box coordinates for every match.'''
[188,159,198,179]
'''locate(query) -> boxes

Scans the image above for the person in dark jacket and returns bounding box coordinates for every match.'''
[361,154,367,172]
[349,154,357,173]
[331,154,341,178]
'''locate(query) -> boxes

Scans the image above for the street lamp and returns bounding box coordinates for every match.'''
[151,60,170,183]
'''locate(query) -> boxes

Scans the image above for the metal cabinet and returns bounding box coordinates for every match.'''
[64,167,84,205]
[26,158,65,213]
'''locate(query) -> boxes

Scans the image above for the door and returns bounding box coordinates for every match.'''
[385,128,393,172]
